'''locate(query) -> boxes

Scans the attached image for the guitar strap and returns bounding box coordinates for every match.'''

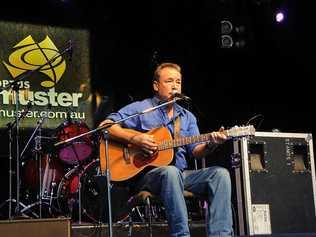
[169,116,181,166]
[174,116,181,138]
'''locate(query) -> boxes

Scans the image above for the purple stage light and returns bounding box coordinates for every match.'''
[275,12,285,23]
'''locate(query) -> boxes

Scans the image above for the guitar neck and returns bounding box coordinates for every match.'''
[158,133,213,151]
[155,125,254,151]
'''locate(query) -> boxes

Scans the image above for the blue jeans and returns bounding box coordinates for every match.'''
[136,166,233,237]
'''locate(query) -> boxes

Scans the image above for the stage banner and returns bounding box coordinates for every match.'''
[0,21,92,130]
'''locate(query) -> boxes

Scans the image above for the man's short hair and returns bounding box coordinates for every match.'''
[153,63,181,81]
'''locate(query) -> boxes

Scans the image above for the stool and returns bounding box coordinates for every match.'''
[127,191,154,237]
[127,190,206,237]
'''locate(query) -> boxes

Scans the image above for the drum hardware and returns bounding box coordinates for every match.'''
[56,159,130,224]
[57,163,83,222]
[0,40,72,219]
[19,114,49,218]
[54,119,96,223]
[53,96,181,236]
[20,151,65,218]
[0,101,32,219]
[54,123,114,232]
[55,126,106,222]
[48,181,57,214]
[11,84,23,217]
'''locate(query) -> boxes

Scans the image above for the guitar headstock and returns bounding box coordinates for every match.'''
[226,125,256,138]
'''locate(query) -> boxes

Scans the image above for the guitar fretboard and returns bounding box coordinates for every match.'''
[156,125,254,150]
[158,133,213,150]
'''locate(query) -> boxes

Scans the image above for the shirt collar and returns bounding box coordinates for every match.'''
[151,96,185,117]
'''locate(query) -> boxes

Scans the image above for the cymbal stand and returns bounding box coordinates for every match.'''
[36,126,43,218]
[0,121,23,219]
[0,103,39,219]
[20,115,47,218]
[13,84,22,216]
[7,121,14,219]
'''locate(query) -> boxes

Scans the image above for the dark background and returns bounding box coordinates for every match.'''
[0,0,315,217]
[1,0,315,133]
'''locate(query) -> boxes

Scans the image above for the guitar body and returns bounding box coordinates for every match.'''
[100,127,174,181]
[99,124,255,181]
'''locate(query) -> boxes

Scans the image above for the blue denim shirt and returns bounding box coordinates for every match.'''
[106,96,201,170]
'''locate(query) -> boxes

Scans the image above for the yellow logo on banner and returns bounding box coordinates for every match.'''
[2,35,66,88]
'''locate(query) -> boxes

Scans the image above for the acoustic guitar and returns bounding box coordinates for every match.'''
[99,125,255,181]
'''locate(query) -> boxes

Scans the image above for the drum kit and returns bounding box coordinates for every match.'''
[1,97,181,225]
[6,119,130,223]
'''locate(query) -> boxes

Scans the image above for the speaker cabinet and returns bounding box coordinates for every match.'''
[235,132,316,235]
[0,218,71,237]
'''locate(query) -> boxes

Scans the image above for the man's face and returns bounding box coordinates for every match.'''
[153,67,182,101]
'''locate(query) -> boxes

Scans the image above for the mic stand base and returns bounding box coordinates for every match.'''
[0,199,31,219]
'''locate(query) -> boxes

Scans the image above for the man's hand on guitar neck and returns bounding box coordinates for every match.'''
[209,126,227,145]
[192,127,227,158]
[130,133,158,157]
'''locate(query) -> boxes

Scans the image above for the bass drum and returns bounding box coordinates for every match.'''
[57,159,131,223]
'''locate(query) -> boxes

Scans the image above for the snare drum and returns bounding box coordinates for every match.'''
[55,120,94,165]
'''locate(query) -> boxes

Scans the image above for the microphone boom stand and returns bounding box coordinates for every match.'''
[54,97,183,237]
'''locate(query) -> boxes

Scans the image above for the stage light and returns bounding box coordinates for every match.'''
[220,20,246,49]
[220,20,233,48]
[275,11,285,23]
[221,35,234,48]
[221,20,233,34]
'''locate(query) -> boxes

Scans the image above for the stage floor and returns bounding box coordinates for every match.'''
[72,221,206,237]
[72,222,316,237]
[1,218,316,237]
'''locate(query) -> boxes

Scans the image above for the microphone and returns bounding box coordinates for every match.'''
[171,90,191,101]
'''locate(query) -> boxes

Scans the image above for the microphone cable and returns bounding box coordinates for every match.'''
[245,114,264,130]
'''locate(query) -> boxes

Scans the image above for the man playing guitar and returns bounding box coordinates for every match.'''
[100,62,234,237]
